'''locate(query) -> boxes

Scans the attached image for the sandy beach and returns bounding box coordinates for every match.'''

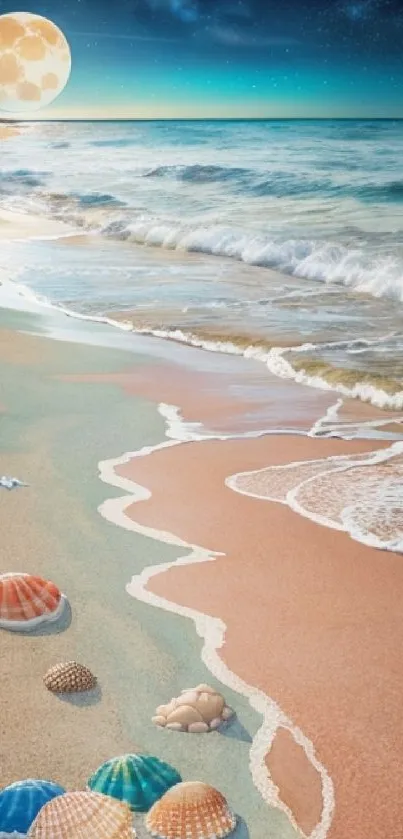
[0,309,301,839]
[53,321,402,839]
[113,431,403,839]
[0,266,402,839]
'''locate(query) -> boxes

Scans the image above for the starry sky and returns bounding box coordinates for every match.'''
[1,0,403,118]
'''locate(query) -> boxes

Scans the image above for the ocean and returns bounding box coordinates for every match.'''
[1,118,403,409]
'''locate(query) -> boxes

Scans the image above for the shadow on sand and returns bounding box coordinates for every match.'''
[17,599,73,636]
[54,683,103,707]
[219,717,252,744]
[233,816,250,838]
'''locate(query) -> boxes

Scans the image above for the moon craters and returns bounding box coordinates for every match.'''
[0,12,71,112]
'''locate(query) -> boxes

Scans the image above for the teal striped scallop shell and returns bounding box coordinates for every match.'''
[0,779,65,834]
[87,753,181,812]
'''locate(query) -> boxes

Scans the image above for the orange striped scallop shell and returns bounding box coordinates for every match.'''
[28,790,134,839]
[145,781,236,839]
[0,573,62,628]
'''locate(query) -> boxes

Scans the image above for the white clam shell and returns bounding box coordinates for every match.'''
[152,685,234,734]
[176,690,199,707]
[166,704,204,727]
[194,684,217,694]
[152,715,167,727]
[193,691,225,724]
[188,721,210,734]
[156,700,176,716]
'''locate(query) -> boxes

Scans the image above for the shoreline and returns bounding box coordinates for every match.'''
[97,406,338,839]
[0,263,402,839]
[0,310,300,839]
[0,209,402,415]
[104,425,403,839]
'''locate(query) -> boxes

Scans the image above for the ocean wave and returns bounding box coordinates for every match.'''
[72,192,126,208]
[357,181,403,202]
[92,216,403,303]
[144,164,252,183]
[1,264,401,412]
[0,169,49,190]
[111,317,403,410]
[143,164,335,196]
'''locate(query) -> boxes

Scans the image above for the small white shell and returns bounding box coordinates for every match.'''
[167,705,204,727]
[176,690,199,707]
[188,722,210,734]
[156,701,176,716]
[194,684,217,694]
[152,685,235,734]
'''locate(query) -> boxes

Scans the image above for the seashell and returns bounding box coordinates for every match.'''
[176,690,199,706]
[145,781,236,839]
[194,684,218,695]
[156,701,176,717]
[166,705,204,727]
[188,722,210,734]
[0,573,66,631]
[87,754,181,812]
[28,791,133,839]
[43,662,97,694]
[192,691,225,724]
[152,684,232,733]
[0,779,65,834]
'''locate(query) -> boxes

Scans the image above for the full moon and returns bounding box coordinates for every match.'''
[0,12,71,113]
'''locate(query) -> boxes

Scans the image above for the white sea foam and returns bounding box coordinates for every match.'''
[228,441,403,554]
[97,403,334,839]
[133,326,403,411]
[2,268,400,414]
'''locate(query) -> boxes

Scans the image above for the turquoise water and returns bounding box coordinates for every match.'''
[1,119,403,403]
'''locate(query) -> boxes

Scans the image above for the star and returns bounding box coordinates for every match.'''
[338,0,379,22]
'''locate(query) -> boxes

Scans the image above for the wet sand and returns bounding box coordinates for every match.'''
[0,318,299,839]
[114,431,403,839]
[62,361,340,436]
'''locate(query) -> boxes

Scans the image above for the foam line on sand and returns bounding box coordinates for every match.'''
[97,402,334,839]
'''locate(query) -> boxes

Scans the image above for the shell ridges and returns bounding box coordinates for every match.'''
[87,754,181,812]
[28,790,133,839]
[0,573,65,631]
[0,779,65,834]
[145,781,236,839]
[43,661,97,694]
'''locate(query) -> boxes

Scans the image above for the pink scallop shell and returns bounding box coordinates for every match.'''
[0,573,65,629]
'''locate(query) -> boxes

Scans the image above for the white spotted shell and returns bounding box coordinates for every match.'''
[152,685,234,733]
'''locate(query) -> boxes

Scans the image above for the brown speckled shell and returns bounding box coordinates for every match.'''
[43,661,97,694]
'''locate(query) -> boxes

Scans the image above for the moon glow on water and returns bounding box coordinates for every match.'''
[0,12,71,113]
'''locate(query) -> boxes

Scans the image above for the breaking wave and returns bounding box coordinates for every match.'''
[93,216,403,303]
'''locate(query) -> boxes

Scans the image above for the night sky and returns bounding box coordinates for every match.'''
[1,0,403,118]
